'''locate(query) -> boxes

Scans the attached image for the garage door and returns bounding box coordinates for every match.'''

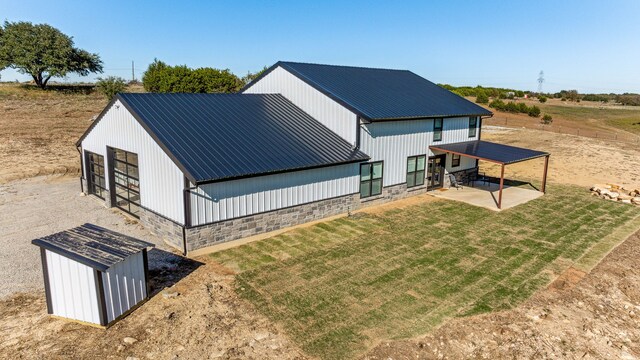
[111,148,141,218]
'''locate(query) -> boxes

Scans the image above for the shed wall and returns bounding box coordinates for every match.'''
[190,163,360,225]
[45,250,101,325]
[81,100,185,224]
[101,252,147,323]
[360,117,479,186]
[243,66,358,145]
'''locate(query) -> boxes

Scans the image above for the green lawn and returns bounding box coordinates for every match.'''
[210,185,640,359]
[536,103,640,135]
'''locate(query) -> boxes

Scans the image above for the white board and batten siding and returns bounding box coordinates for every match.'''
[81,100,185,224]
[101,251,147,323]
[189,163,359,225]
[44,249,101,325]
[360,117,479,186]
[243,66,358,145]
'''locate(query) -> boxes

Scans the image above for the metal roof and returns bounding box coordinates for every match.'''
[430,140,549,165]
[245,61,493,121]
[31,224,154,272]
[81,93,369,184]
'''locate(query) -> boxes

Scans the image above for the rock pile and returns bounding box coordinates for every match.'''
[590,184,640,206]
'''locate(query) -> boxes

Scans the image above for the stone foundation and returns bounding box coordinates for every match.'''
[182,182,433,251]
[185,194,360,251]
[139,208,184,249]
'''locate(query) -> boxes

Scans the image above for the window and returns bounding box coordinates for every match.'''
[433,118,443,142]
[360,162,383,198]
[406,155,426,188]
[452,154,461,167]
[111,148,141,218]
[87,152,106,199]
[469,116,478,138]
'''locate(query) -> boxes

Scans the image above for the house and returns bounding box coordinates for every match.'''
[77,61,548,253]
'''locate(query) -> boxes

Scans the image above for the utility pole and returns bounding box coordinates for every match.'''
[537,70,544,94]
[131,61,135,83]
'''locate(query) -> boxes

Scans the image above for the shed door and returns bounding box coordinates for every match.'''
[110,148,141,218]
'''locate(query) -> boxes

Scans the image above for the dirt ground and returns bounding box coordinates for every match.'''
[0,257,306,360]
[481,126,640,189]
[364,229,640,359]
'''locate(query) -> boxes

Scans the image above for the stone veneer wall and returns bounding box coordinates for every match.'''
[139,208,184,249]
[183,182,433,251]
[448,167,480,186]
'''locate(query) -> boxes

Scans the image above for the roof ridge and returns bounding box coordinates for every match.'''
[279,61,412,73]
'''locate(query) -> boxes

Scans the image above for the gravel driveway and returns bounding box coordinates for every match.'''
[0,175,171,299]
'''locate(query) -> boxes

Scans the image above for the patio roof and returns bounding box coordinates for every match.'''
[429,140,549,165]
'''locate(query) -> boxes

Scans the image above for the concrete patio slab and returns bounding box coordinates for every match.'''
[430,183,543,211]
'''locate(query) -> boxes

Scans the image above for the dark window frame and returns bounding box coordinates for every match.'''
[109,147,141,218]
[433,118,443,142]
[86,151,106,200]
[452,153,461,167]
[360,161,384,198]
[406,155,427,188]
[469,116,478,138]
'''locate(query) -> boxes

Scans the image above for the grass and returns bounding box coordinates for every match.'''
[537,103,640,135]
[210,185,640,359]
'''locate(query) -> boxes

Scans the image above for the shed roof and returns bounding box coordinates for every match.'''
[244,61,492,121]
[32,224,154,272]
[78,93,369,184]
[430,140,549,165]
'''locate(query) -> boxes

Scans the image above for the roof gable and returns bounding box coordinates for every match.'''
[245,61,492,121]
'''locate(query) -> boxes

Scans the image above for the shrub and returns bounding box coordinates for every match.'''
[95,76,127,99]
[528,105,541,117]
[489,99,506,111]
[541,114,553,124]
[539,96,547,103]
[515,90,525,98]
[475,92,489,104]
[142,59,242,93]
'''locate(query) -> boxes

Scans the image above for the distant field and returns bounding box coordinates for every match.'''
[0,83,142,184]
[479,97,640,138]
[211,186,640,359]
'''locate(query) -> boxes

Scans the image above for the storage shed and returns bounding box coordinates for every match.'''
[32,223,154,327]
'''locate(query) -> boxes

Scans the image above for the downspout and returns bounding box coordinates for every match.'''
[354,116,361,150]
[478,114,493,141]
[76,145,84,193]
[182,177,198,256]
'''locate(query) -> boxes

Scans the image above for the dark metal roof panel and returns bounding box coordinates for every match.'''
[272,61,492,121]
[430,140,549,165]
[117,93,369,183]
[31,224,154,272]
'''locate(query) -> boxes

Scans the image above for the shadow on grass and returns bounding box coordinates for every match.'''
[146,248,203,297]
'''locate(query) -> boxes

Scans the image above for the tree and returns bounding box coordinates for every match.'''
[0,21,103,89]
[475,91,489,104]
[538,95,547,103]
[528,105,541,117]
[141,60,243,93]
[96,76,127,100]
[241,66,268,86]
[541,114,553,125]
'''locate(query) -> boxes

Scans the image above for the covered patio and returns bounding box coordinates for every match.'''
[430,140,550,210]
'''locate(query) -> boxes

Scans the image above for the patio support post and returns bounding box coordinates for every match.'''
[498,164,505,209]
[541,155,549,193]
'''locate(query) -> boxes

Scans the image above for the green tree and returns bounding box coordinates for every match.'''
[96,76,127,100]
[475,91,489,104]
[528,105,541,117]
[538,95,547,103]
[142,60,243,93]
[0,21,103,89]
[241,66,268,86]
[541,114,553,124]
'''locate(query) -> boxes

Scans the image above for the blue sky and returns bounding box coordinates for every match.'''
[2,0,639,93]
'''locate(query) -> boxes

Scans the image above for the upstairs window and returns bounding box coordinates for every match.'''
[407,155,426,188]
[469,116,478,138]
[433,118,443,142]
[360,162,383,198]
[452,154,461,167]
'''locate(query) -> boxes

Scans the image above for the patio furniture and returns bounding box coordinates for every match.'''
[449,174,462,190]
[474,172,491,187]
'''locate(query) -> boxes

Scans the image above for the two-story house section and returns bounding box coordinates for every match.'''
[243,62,492,198]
